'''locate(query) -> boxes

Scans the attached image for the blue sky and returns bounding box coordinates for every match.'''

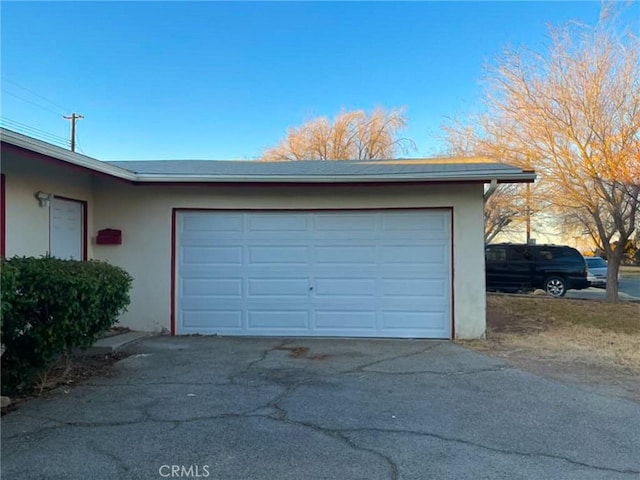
[0,1,625,160]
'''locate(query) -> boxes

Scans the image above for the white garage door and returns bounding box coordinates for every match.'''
[176,210,451,338]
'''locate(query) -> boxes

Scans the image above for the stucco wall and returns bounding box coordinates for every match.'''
[2,152,94,258]
[92,180,487,339]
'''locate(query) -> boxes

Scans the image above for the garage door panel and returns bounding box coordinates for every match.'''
[182,310,242,329]
[314,311,377,330]
[179,298,245,311]
[183,214,243,232]
[381,278,447,297]
[314,213,377,232]
[177,210,451,338]
[180,267,248,279]
[382,311,447,330]
[248,311,309,329]
[182,246,242,265]
[380,245,447,264]
[248,214,309,232]
[248,246,309,265]
[247,278,309,298]
[182,278,242,297]
[381,213,440,231]
[314,278,377,298]
[315,246,377,264]
[382,210,446,227]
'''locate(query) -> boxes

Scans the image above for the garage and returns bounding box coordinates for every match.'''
[175,209,452,338]
[4,128,538,338]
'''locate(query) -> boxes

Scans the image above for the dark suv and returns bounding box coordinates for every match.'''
[485,243,589,297]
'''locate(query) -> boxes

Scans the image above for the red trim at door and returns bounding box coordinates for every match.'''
[170,207,455,339]
[0,174,5,257]
[52,195,88,261]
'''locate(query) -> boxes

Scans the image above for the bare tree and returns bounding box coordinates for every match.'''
[261,108,415,161]
[443,117,545,244]
[444,6,640,301]
[484,184,527,243]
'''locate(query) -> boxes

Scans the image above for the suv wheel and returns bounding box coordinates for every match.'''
[544,276,567,297]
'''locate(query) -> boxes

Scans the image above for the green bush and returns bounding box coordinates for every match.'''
[0,261,18,331]
[1,256,133,394]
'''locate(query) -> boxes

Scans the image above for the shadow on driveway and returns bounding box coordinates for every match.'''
[2,337,639,479]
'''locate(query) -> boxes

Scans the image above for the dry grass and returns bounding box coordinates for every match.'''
[620,265,640,277]
[461,294,640,371]
[487,294,640,334]
[494,325,640,369]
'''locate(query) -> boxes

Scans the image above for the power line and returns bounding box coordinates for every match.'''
[0,117,70,147]
[0,117,69,142]
[2,90,65,117]
[74,130,86,154]
[1,76,72,113]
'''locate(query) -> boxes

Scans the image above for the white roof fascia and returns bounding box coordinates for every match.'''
[133,172,537,183]
[1,128,136,181]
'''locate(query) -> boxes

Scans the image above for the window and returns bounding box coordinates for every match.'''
[508,247,531,262]
[538,250,553,261]
[486,246,507,262]
[586,257,607,268]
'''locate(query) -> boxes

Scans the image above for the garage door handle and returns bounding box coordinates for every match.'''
[309,286,314,291]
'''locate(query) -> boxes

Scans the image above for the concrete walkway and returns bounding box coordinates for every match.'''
[2,337,639,479]
[80,331,153,356]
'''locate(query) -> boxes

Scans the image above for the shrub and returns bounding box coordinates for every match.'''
[0,261,18,331]
[1,256,133,394]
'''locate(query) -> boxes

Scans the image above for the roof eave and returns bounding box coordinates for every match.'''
[1,128,137,181]
[133,173,537,183]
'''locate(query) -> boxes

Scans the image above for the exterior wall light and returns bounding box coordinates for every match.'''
[35,191,53,208]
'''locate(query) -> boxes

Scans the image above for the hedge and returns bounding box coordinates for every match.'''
[1,256,133,394]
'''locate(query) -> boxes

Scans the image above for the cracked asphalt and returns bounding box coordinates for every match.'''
[2,337,639,480]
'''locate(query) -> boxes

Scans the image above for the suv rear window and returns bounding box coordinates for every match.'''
[537,249,555,261]
[537,247,581,261]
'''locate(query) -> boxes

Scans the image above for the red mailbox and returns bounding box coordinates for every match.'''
[96,229,122,245]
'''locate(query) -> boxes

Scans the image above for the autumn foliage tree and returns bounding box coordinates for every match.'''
[444,6,640,301]
[483,184,528,243]
[261,108,415,161]
[443,123,543,243]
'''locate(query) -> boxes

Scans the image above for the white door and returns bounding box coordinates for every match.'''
[177,210,451,338]
[50,197,84,260]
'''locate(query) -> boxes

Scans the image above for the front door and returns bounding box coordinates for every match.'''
[50,197,84,260]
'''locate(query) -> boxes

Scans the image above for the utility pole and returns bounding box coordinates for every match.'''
[63,113,84,152]
[525,155,532,244]
[525,183,531,244]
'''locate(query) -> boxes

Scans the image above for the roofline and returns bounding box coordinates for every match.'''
[1,128,136,181]
[1,128,535,184]
[132,173,536,183]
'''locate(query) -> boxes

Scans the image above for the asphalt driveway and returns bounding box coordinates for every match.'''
[2,337,639,480]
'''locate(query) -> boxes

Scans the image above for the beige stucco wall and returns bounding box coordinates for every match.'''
[92,180,487,339]
[2,152,94,258]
